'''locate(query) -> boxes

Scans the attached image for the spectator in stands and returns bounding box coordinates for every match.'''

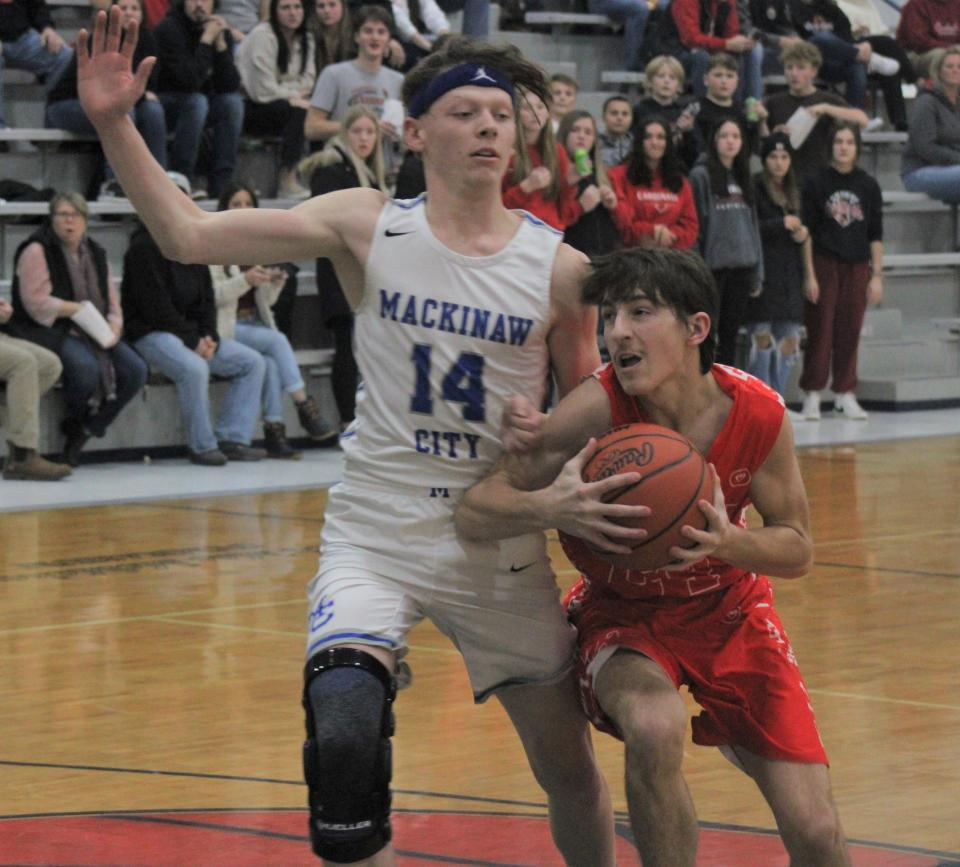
[765,41,868,182]
[155,0,245,198]
[691,51,767,154]
[631,54,699,169]
[549,73,578,132]
[608,116,698,250]
[211,182,337,455]
[390,0,449,69]
[310,0,406,72]
[0,0,74,130]
[788,0,909,128]
[299,105,385,427]
[502,88,582,231]
[121,176,267,465]
[0,298,72,480]
[689,118,763,366]
[305,5,402,150]
[219,0,267,42]
[651,0,763,102]
[237,0,316,198]
[557,109,619,257]
[901,46,960,202]
[7,192,148,466]
[598,95,634,167]
[46,0,167,199]
[746,132,814,399]
[743,0,802,73]
[800,121,883,420]
[587,0,655,72]
[897,0,960,80]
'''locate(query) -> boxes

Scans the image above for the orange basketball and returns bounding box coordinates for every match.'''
[581,422,713,572]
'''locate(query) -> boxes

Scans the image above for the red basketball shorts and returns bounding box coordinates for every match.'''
[565,573,829,765]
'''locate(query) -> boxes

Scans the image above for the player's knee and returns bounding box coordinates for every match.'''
[782,804,845,863]
[302,648,397,863]
[615,691,687,764]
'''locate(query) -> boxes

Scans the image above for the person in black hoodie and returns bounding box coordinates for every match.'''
[799,121,883,420]
[121,178,267,465]
[155,0,244,197]
[45,0,167,198]
[298,104,385,428]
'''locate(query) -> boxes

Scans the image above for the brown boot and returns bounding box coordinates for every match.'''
[295,396,338,444]
[3,442,72,481]
[263,421,302,460]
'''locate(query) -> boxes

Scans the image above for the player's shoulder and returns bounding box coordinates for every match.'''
[713,364,785,411]
[548,242,590,306]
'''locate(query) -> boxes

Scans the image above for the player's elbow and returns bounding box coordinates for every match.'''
[782,536,814,579]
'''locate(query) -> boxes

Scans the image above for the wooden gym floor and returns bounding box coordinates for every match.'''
[1,435,959,865]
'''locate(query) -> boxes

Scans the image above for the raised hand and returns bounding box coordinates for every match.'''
[500,394,547,454]
[78,7,156,126]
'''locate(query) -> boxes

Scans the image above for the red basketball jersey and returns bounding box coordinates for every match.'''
[560,364,785,599]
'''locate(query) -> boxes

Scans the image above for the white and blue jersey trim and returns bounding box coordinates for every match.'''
[518,210,564,236]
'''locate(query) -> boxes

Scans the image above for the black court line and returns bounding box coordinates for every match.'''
[814,561,960,580]
[124,500,325,524]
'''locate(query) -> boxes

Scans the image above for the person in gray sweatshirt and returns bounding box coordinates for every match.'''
[689,117,764,367]
[901,46,960,203]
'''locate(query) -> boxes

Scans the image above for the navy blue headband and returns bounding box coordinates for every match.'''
[407,63,515,119]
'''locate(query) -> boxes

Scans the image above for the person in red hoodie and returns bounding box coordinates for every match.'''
[608,117,699,250]
[502,88,582,231]
[896,0,960,79]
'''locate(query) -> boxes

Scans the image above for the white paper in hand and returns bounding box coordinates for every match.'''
[380,98,405,134]
[786,106,817,150]
[71,300,115,348]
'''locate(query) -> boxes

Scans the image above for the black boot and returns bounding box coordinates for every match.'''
[295,396,338,444]
[264,421,302,460]
[60,418,91,468]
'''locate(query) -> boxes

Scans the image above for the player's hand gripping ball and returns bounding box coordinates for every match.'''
[581,423,713,571]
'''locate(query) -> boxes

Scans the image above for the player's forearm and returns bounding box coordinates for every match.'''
[716,524,813,579]
[455,475,554,541]
[95,115,204,261]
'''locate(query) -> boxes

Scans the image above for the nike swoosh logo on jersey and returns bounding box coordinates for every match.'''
[385,229,414,237]
[510,562,536,572]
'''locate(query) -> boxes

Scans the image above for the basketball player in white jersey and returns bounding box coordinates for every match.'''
[77,10,618,866]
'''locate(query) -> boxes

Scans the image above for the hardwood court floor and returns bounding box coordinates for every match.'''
[1,436,959,865]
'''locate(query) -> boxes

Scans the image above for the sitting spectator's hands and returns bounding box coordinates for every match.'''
[784,215,802,233]
[521,166,552,194]
[230,27,245,43]
[40,27,65,53]
[725,34,754,53]
[653,224,676,247]
[195,335,218,359]
[0,297,12,325]
[855,41,872,64]
[386,39,406,69]
[244,265,272,286]
[268,267,288,288]
[579,184,601,212]
[200,15,228,44]
[599,184,617,210]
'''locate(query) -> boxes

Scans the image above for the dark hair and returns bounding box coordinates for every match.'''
[759,142,800,213]
[402,37,550,112]
[583,248,718,373]
[626,116,685,193]
[550,72,579,90]
[706,51,738,74]
[216,181,260,212]
[309,0,354,68]
[353,4,393,31]
[830,120,862,163]
[706,118,753,205]
[602,94,631,114]
[557,108,607,187]
[270,0,310,76]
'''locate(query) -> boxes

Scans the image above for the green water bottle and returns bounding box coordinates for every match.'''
[745,97,759,123]
[574,148,591,176]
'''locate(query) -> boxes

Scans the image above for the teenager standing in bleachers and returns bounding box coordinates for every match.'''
[800,121,883,420]
[6,193,148,467]
[46,0,168,199]
[155,0,245,198]
[631,55,699,169]
[238,0,316,197]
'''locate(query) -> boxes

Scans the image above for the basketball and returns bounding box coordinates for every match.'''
[581,423,713,572]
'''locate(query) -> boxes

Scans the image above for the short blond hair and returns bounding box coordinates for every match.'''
[644,55,685,91]
[931,46,960,90]
[779,41,823,69]
[49,191,89,220]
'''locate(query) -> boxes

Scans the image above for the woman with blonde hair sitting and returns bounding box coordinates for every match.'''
[299,105,386,430]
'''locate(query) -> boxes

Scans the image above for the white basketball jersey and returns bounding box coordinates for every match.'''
[342,195,564,489]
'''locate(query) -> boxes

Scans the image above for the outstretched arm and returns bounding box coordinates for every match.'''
[78,8,382,266]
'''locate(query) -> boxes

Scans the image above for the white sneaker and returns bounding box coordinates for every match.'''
[834,392,868,420]
[868,53,900,76]
[802,391,821,421]
[865,117,886,132]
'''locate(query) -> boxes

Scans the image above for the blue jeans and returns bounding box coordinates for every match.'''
[159,90,244,196]
[809,32,867,107]
[57,336,148,436]
[45,97,168,175]
[902,165,960,204]
[747,321,801,397]
[589,0,652,71]
[684,46,763,101]
[233,319,305,423]
[461,0,490,37]
[134,332,265,453]
[0,29,73,127]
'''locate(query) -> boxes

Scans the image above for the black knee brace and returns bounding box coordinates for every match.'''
[302,647,396,863]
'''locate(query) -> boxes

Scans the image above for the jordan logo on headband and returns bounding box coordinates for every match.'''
[471,66,497,84]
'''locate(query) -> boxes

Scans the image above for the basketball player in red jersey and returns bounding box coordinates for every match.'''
[456,248,851,866]
[76,8,619,867]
